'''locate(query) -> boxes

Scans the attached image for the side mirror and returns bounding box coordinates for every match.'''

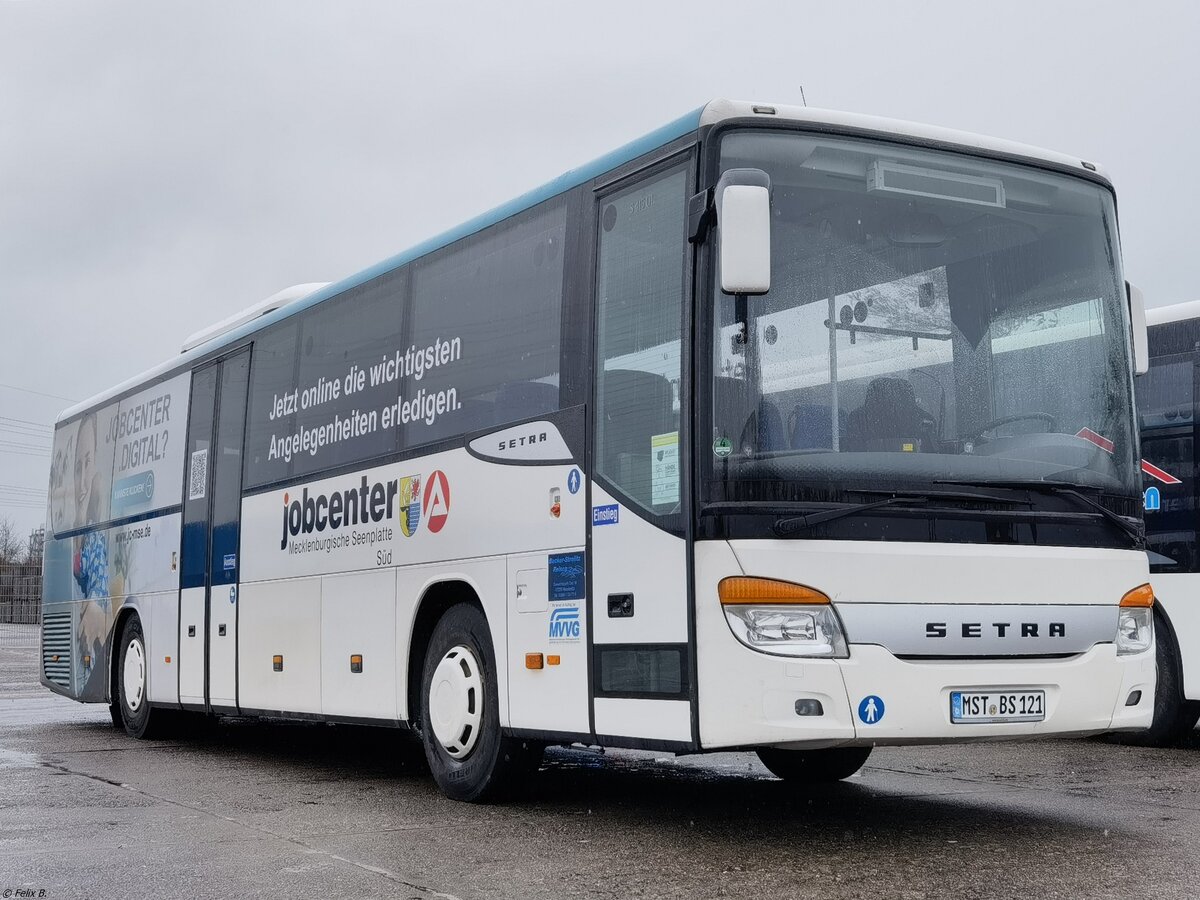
[716,168,771,295]
[1127,281,1148,376]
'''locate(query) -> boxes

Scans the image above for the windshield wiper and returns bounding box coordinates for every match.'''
[934,478,1142,542]
[773,496,929,536]
[700,488,1031,536]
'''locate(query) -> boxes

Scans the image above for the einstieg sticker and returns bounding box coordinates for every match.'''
[592,504,619,526]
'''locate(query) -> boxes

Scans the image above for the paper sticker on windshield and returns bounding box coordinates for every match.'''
[651,431,679,505]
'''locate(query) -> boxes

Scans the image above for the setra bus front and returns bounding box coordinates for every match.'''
[693,121,1154,768]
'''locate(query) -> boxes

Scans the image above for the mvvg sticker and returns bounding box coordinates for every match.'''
[548,604,581,643]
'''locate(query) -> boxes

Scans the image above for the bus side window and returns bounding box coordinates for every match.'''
[594,166,688,515]
[409,199,568,445]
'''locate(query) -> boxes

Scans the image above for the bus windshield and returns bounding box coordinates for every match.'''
[707,130,1138,509]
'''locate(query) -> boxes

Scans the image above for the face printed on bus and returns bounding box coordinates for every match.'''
[73,415,97,527]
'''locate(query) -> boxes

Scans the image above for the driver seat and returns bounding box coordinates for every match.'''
[844,377,939,452]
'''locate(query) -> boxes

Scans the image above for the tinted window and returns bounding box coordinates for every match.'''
[244,272,405,488]
[181,366,217,589]
[290,274,404,478]
[408,199,567,445]
[1141,335,1200,573]
[210,351,250,586]
[1143,432,1198,573]
[245,200,568,489]
[1140,320,1199,430]
[245,322,299,488]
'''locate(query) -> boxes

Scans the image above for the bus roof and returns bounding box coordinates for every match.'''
[1146,301,1200,328]
[58,100,1110,423]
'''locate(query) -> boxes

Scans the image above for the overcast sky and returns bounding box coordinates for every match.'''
[1,0,1196,535]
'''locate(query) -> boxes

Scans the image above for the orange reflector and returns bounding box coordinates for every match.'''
[272,654,284,672]
[1120,584,1155,608]
[350,654,363,673]
[525,652,544,670]
[718,576,830,605]
[165,656,171,664]
[547,655,561,666]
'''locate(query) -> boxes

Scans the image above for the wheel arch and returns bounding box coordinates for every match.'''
[107,602,145,706]
[1153,601,1188,692]
[405,578,488,725]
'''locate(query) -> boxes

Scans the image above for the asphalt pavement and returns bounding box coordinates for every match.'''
[2,637,1198,899]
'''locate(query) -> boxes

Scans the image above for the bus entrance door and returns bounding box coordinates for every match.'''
[177,349,250,712]
[588,162,694,747]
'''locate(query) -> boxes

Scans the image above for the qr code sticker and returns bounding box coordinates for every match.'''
[188,448,208,501]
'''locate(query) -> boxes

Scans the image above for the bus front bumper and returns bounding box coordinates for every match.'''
[698,641,1155,750]
[832,642,1155,746]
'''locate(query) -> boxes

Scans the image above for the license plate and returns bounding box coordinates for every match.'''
[950,690,1045,724]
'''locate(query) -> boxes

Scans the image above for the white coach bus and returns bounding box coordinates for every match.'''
[43,100,1157,801]
[1136,301,1200,743]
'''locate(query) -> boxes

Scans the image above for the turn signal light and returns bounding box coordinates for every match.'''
[272,655,284,672]
[547,655,561,666]
[718,577,831,605]
[350,654,363,673]
[1120,584,1155,608]
[526,653,544,670]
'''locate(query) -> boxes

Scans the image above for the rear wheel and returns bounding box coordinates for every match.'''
[1115,609,1200,747]
[115,615,175,739]
[419,603,540,801]
[757,746,872,783]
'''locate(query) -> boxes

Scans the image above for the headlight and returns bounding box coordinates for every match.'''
[1116,584,1155,656]
[719,576,849,658]
[723,604,849,657]
[1116,607,1153,656]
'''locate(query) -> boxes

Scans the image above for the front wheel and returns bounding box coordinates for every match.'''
[115,615,175,739]
[1113,609,1200,747]
[757,746,872,783]
[419,603,540,802]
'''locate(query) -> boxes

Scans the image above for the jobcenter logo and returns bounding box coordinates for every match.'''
[280,475,398,549]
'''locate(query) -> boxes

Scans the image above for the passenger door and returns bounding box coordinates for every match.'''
[589,159,695,746]
[177,349,250,711]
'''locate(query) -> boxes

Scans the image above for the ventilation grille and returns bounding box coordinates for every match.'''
[42,612,72,688]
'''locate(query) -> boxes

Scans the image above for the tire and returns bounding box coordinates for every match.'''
[115,615,175,739]
[418,603,539,802]
[757,746,872,783]
[1113,609,1200,747]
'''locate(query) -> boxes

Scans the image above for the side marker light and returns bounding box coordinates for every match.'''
[1120,584,1155,608]
[718,577,831,605]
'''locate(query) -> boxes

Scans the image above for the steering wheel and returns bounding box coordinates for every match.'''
[968,412,1058,442]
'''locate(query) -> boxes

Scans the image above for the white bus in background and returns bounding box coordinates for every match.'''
[1136,301,1200,743]
[42,99,1157,802]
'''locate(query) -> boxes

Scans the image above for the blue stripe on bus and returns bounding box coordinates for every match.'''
[177,107,703,364]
